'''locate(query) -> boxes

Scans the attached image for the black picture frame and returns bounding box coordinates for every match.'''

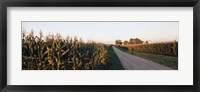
[0,0,200,92]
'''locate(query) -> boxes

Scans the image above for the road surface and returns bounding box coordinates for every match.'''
[112,46,173,70]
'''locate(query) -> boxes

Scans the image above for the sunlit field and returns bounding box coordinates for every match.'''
[22,22,178,70]
[117,41,178,69]
[22,31,112,70]
[120,41,178,56]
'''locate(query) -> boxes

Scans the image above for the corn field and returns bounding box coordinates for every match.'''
[120,42,178,56]
[22,31,110,70]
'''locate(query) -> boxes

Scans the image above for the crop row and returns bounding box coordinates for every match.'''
[119,41,178,56]
[22,31,109,70]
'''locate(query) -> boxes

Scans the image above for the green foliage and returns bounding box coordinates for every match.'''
[130,51,178,69]
[22,31,109,70]
[107,46,124,70]
[117,46,178,69]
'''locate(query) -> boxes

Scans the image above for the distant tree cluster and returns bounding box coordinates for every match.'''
[115,40,123,45]
[115,38,148,45]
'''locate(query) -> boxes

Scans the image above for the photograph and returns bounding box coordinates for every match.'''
[1,0,198,91]
[22,21,178,70]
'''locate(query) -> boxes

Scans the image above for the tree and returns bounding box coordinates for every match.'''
[129,38,143,44]
[115,40,122,45]
[134,38,143,44]
[124,40,129,45]
[129,38,134,44]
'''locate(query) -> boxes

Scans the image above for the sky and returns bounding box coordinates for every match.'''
[22,21,178,44]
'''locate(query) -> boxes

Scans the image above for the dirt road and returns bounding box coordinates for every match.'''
[112,46,173,70]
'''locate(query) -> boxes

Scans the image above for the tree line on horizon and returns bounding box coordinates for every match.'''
[115,38,148,45]
[115,37,178,57]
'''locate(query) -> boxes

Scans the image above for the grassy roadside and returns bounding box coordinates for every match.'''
[117,47,178,70]
[107,46,124,70]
